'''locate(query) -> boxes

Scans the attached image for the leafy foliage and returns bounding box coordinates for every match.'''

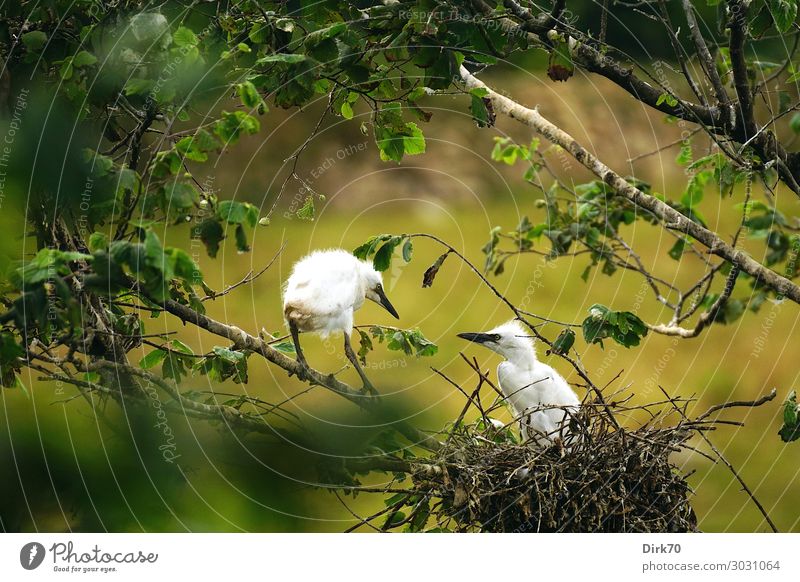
[779,391,800,443]
[2,0,800,524]
[357,326,438,365]
[353,234,414,272]
[582,304,648,348]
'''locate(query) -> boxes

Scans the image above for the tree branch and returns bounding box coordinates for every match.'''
[475,0,800,195]
[459,65,800,305]
[647,265,740,338]
[727,0,755,139]
[682,0,730,109]
[157,296,442,451]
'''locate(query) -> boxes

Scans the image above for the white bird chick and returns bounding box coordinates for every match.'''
[458,320,580,446]
[283,249,399,392]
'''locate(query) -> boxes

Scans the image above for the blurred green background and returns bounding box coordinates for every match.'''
[1,57,799,533]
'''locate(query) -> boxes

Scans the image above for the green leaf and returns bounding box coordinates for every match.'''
[373,237,402,271]
[401,122,426,156]
[176,132,218,162]
[272,341,296,354]
[375,121,426,162]
[385,510,406,527]
[0,332,24,388]
[214,110,260,144]
[408,329,438,357]
[237,80,267,113]
[88,232,109,252]
[60,59,74,80]
[656,92,679,107]
[168,247,200,282]
[140,349,168,369]
[676,141,693,165]
[170,339,194,355]
[21,30,47,51]
[304,22,347,46]
[550,329,576,355]
[198,346,249,383]
[72,50,97,67]
[163,182,200,211]
[296,196,315,220]
[402,238,413,262]
[16,249,91,285]
[668,237,689,260]
[779,390,800,442]
[172,26,198,47]
[218,200,258,226]
[198,219,225,258]
[341,101,354,119]
[357,329,373,365]
[470,94,493,127]
[212,346,244,363]
[768,0,798,33]
[162,352,188,383]
[582,304,648,348]
[124,78,155,96]
[234,224,250,252]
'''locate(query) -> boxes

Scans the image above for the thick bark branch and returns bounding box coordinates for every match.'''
[481,0,800,196]
[159,297,442,451]
[460,66,800,305]
[499,0,720,127]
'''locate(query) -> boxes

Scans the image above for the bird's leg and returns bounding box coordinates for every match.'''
[342,333,377,395]
[289,321,311,381]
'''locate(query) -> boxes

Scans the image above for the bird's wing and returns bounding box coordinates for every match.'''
[534,363,580,407]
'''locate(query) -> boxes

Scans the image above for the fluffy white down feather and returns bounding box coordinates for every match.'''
[282,249,381,337]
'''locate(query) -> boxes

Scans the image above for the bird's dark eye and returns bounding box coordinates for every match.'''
[492,334,501,341]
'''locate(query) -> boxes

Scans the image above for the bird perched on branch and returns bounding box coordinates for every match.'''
[458,320,580,446]
[283,248,399,392]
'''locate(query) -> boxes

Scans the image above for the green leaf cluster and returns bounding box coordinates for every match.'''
[357,326,438,365]
[353,234,413,272]
[582,304,648,348]
[779,390,800,442]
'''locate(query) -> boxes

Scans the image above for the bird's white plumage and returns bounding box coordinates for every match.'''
[466,320,580,445]
[283,249,383,337]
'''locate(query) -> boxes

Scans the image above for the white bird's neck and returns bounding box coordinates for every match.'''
[500,342,538,369]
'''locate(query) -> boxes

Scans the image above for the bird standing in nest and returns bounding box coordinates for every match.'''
[283,249,399,393]
[458,320,579,445]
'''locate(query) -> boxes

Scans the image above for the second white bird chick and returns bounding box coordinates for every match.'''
[283,248,399,392]
[458,320,580,446]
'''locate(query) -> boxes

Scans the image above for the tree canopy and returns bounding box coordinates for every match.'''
[1,0,800,531]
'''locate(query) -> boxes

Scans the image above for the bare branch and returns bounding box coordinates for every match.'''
[681,0,730,109]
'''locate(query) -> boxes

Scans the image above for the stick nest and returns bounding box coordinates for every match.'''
[416,406,698,532]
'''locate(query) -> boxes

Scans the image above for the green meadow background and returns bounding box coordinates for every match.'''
[1,63,799,533]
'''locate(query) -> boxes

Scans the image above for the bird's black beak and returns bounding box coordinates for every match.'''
[376,286,399,319]
[457,332,493,344]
